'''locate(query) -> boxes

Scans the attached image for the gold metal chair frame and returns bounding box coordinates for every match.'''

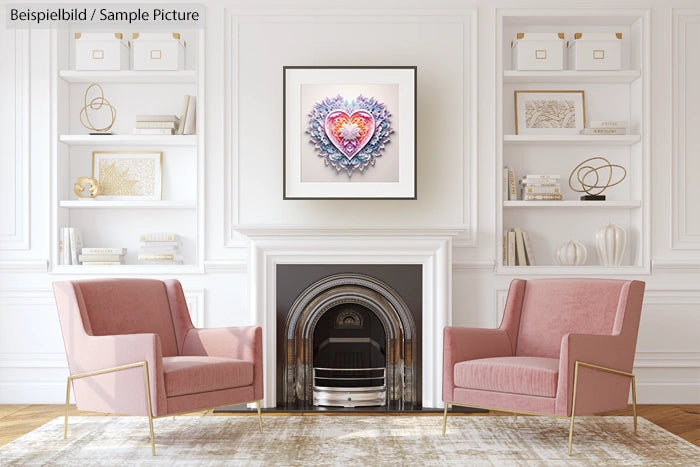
[442,360,637,456]
[64,360,264,456]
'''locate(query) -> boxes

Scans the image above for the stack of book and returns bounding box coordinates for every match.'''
[138,233,183,265]
[177,95,196,135]
[59,227,83,265]
[503,227,536,266]
[79,248,126,265]
[520,174,562,201]
[581,120,628,135]
[134,115,180,135]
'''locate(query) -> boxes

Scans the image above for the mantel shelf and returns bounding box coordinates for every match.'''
[59,200,196,209]
[503,70,641,83]
[59,135,197,146]
[504,134,641,145]
[59,70,197,83]
[504,200,641,208]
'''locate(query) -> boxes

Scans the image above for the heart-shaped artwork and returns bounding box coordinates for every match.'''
[324,110,375,161]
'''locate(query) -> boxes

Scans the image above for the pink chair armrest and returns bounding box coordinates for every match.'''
[71,333,166,416]
[556,333,635,416]
[442,327,513,402]
[182,326,263,400]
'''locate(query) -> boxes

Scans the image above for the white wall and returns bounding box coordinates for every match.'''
[1,0,699,404]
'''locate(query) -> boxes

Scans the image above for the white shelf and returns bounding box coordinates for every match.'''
[59,70,197,84]
[59,134,196,146]
[503,70,641,84]
[59,200,196,209]
[504,134,641,145]
[51,264,203,275]
[504,200,641,208]
[497,265,649,275]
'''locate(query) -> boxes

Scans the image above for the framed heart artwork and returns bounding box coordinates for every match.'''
[283,66,417,199]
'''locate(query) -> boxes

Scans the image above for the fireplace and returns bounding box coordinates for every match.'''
[277,265,421,410]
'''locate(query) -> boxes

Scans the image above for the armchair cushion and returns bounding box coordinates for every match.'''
[162,356,254,397]
[454,356,559,398]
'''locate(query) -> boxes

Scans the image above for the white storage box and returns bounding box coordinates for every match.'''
[511,33,565,71]
[74,33,129,71]
[568,33,622,70]
[132,33,185,71]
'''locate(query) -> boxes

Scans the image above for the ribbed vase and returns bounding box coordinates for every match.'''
[595,222,627,266]
[555,240,587,266]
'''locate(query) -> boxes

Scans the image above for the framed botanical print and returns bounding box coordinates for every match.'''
[283,66,416,199]
[92,151,162,200]
[515,90,585,135]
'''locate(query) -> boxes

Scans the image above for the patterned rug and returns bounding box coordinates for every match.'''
[0,415,698,466]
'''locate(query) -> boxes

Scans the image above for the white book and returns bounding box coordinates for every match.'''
[507,231,516,266]
[507,167,517,200]
[59,228,69,265]
[176,95,190,135]
[81,261,123,265]
[69,228,83,265]
[503,167,509,202]
[79,254,123,262]
[82,247,126,255]
[522,185,560,194]
[139,245,180,253]
[588,120,628,128]
[514,227,527,266]
[136,115,180,122]
[523,174,561,180]
[581,128,628,135]
[522,231,536,266]
[135,121,178,129]
[133,128,174,135]
[183,95,196,135]
[138,253,184,261]
[140,233,179,242]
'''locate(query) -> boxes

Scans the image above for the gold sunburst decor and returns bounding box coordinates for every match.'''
[73,177,101,198]
[568,156,626,201]
[79,83,116,134]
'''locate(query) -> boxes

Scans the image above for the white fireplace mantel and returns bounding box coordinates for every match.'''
[238,227,461,408]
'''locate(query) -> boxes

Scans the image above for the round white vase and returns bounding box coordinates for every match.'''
[555,240,587,266]
[595,222,627,266]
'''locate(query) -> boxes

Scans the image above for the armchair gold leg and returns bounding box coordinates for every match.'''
[142,361,155,456]
[256,400,263,433]
[631,374,638,435]
[568,362,581,456]
[64,376,72,439]
[514,412,518,420]
[442,403,449,436]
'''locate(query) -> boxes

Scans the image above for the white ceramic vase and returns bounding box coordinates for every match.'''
[595,222,627,266]
[555,240,587,266]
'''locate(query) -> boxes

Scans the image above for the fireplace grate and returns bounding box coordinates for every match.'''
[312,367,386,407]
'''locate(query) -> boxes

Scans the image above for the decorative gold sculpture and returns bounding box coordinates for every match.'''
[568,156,626,200]
[79,83,116,134]
[73,177,101,198]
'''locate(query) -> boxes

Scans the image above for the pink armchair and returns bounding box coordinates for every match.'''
[442,278,645,455]
[53,278,263,455]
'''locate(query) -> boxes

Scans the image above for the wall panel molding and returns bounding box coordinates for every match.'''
[672,9,700,250]
[0,12,30,250]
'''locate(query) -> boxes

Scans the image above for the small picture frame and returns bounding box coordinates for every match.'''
[92,151,162,200]
[283,66,417,199]
[514,90,585,135]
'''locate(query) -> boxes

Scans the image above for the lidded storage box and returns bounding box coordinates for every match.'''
[74,33,129,71]
[132,33,186,71]
[511,32,565,70]
[568,33,622,70]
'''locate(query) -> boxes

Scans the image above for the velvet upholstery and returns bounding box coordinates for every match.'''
[443,278,645,418]
[53,278,263,418]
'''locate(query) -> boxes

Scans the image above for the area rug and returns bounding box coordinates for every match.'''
[0,415,698,466]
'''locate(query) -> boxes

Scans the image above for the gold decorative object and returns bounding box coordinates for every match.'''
[73,176,101,198]
[92,151,162,200]
[79,83,116,134]
[568,156,626,200]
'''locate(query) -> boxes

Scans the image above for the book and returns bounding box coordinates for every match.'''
[69,228,83,265]
[519,181,560,187]
[60,228,70,265]
[135,115,180,122]
[82,247,126,255]
[183,95,196,135]
[522,231,536,266]
[177,95,190,135]
[79,254,123,262]
[139,245,180,253]
[507,167,517,200]
[503,229,508,265]
[588,120,628,128]
[514,227,527,266]
[140,233,179,242]
[503,167,509,201]
[133,128,174,135]
[523,193,564,201]
[522,174,560,181]
[522,185,560,194]
[507,230,516,266]
[135,121,178,129]
[581,128,628,135]
[80,261,123,265]
[138,254,184,261]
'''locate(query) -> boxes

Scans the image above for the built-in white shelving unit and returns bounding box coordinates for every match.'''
[497,9,650,273]
[51,29,205,271]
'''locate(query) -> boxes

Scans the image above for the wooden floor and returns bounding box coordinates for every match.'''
[0,404,697,448]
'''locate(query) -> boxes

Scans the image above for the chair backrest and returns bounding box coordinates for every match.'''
[61,278,182,357]
[514,278,635,358]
